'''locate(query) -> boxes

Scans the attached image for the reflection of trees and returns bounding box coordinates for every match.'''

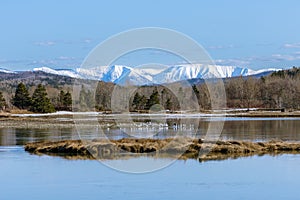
[0,128,78,146]
[0,119,300,146]
[221,120,300,141]
[0,128,16,146]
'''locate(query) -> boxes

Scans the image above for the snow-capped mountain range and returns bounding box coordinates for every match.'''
[0,68,16,74]
[0,65,279,85]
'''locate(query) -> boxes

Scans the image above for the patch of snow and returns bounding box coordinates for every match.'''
[11,111,100,117]
[246,68,281,76]
[33,66,81,78]
[136,67,166,75]
[0,68,16,74]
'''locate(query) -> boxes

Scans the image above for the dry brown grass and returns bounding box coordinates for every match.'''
[9,109,33,114]
[24,138,300,162]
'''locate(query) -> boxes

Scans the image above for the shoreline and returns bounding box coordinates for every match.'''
[0,111,299,129]
[2,110,300,117]
[24,138,300,162]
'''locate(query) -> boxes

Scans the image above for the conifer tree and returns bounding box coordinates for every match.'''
[146,88,160,109]
[140,95,147,110]
[58,90,65,108]
[12,83,31,109]
[63,91,72,111]
[30,84,55,113]
[192,84,200,99]
[132,92,141,110]
[165,98,172,111]
[57,90,72,111]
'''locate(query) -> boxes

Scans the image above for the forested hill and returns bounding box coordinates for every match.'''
[0,71,76,110]
[270,66,300,79]
[223,67,300,110]
[0,71,74,93]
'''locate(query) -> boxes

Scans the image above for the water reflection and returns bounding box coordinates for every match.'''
[220,119,300,141]
[0,117,299,146]
[0,128,79,146]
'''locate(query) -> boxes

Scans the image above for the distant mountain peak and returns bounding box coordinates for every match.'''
[20,65,281,85]
[33,66,80,78]
[0,68,16,74]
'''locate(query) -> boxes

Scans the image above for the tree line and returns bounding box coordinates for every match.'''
[0,83,72,113]
[1,67,299,113]
[87,67,300,112]
[224,67,300,110]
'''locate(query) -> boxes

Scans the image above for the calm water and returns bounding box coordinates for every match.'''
[1,116,300,199]
[1,117,300,145]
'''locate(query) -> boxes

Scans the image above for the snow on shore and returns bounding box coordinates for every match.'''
[11,111,100,117]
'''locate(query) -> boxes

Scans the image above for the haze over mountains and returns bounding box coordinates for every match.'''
[0,64,279,85]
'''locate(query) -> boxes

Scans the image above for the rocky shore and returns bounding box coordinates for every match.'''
[24,138,300,162]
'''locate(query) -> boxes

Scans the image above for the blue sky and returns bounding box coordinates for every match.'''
[1,0,300,71]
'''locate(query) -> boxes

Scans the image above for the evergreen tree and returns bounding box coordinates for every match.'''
[165,98,172,111]
[140,95,147,110]
[0,91,6,110]
[146,88,160,109]
[57,90,72,111]
[192,84,200,103]
[192,84,200,99]
[132,92,141,110]
[63,91,72,111]
[59,90,65,106]
[12,83,31,109]
[56,90,65,110]
[131,92,148,111]
[30,84,55,113]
